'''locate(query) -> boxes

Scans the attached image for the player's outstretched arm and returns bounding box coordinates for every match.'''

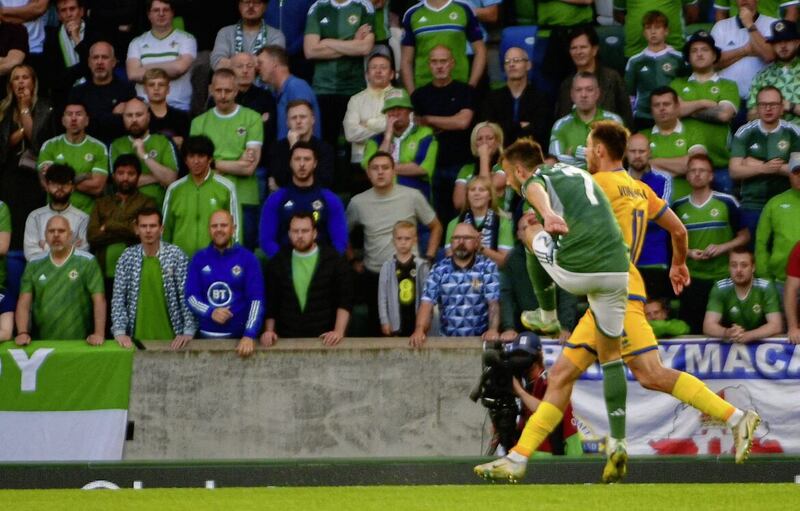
[656,208,691,295]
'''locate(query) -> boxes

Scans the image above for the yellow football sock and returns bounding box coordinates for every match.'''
[671,372,735,422]
[512,401,563,457]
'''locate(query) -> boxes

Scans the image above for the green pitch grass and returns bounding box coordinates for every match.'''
[2,484,799,511]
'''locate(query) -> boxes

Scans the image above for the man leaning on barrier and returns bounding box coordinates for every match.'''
[111,206,195,349]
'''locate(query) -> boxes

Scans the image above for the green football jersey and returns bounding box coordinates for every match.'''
[109,134,178,209]
[730,119,800,209]
[748,58,800,124]
[615,0,696,57]
[401,0,483,88]
[20,249,104,340]
[707,277,781,331]
[549,108,624,169]
[672,192,742,280]
[671,74,740,168]
[0,200,9,289]
[643,119,708,200]
[524,163,630,274]
[625,46,687,120]
[713,0,791,18]
[37,134,109,214]
[190,106,264,205]
[305,0,374,95]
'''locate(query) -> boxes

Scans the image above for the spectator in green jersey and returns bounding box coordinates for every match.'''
[703,248,783,343]
[110,97,179,209]
[625,10,688,130]
[549,72,624,170]
[754,154,800,287]
[747,19,800,124]
[400,0,485,94]
[673,153,750,332]
[304,0,375,156]
[37,101,109,214]
[730,85,800,242]
[642,86,709,200]
[15,214,105,345]
[672,30,739,195]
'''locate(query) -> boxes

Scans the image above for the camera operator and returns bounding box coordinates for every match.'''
[473,332,583,456]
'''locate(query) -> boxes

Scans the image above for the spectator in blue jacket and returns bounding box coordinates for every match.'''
[185,209,264,358]
[259,141,347,258]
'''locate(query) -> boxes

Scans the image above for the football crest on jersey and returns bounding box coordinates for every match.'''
[68,269,79,281]
[710,86,719,94]
[710,208,719,217]
[675,138,686,148]
[348,14,359,25]
[407,141,417,151]
[312,200,323,210]
[471,277,482,290]
[231,265,242,277]
[777,140,789,151]
[662,62,673,73]
[752,304,762,314]
[148,149,158,159]
[84,153,94,161]
[237,127,246,136]
[449,12,458,21]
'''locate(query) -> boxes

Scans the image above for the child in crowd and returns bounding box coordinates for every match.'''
[378,221,431,337]
[625,10,687,131]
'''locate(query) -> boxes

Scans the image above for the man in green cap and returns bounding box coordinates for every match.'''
[362,88,438,202]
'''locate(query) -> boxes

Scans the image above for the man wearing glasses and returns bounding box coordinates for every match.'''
[729,85,800,242]
[479,46,551,150]
[410,222,500,346]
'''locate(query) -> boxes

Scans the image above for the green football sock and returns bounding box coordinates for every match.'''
[601,359,627,440]
[525,251,556,311]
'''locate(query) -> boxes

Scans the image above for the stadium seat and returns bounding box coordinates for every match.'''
[499,25,551,93]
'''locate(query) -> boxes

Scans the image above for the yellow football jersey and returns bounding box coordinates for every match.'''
[593,170,667,301]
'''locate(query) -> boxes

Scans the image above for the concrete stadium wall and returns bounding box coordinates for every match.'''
[124,338,489,460]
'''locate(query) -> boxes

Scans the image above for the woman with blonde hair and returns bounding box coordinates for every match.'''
[452,121,506,211]
[0,64,55,298]
[445,175,513,268]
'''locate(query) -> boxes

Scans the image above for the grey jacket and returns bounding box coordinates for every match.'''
[378,256,430,333]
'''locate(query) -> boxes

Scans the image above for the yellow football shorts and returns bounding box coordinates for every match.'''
[562,299,659,372]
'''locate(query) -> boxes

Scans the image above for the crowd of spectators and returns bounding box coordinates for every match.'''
[1,0,800,351]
